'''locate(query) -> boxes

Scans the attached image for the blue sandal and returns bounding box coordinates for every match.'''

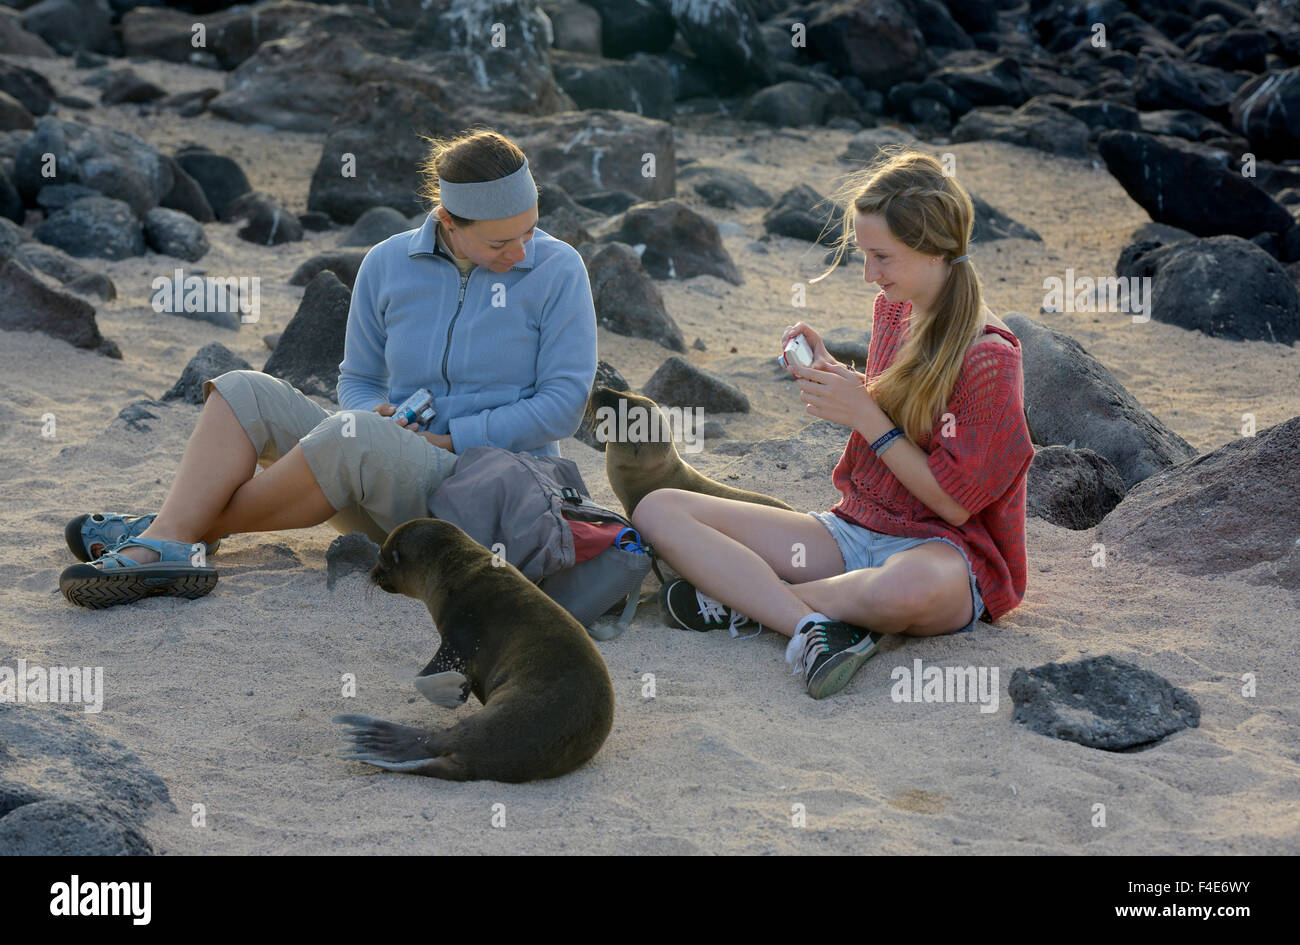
[65,512,224,561]
[59,536,218,609]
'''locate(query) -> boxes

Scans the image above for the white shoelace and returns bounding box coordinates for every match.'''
[784,625,829,677]
[695,589,761,639]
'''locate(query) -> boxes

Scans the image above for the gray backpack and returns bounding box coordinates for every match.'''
[426,446,658,638]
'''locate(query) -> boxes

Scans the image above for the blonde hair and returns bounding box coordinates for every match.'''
[415,127,541,227]
[811,148,983,446]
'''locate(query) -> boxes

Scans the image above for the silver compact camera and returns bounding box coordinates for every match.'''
[393,387,436,430]
[778,333,815,370]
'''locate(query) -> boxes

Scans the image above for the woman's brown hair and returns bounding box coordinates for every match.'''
[810,148,984,446]
[415,128,541,227]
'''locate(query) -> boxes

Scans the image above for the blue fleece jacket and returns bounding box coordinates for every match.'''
[336,213,598,457]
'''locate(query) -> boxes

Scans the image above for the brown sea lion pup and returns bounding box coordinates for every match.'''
[586,385,795,516]
[332,519,615,783]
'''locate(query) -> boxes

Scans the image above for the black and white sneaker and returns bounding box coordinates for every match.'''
[658,578,763,638]
[785,620,883,699]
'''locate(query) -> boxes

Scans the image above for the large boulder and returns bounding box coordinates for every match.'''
[0,257,120,356]
[1097,415,1300,592]
[262,270,351,401]
[806,0,931,92]
[1117,235,1300,344]
[14,117,173,217]
[1005,315,1197,488]
[601,199,742,285]
[1098,130,1293,241]
[667,0,769,90]
[512,109,676,203]
[208,30,450,133]
[952,99,1091,157]
[121,1,343,70]
[307,81,461,224]
[33,195,144,260]
[582,240,684,351]
[1230,67,1300,161]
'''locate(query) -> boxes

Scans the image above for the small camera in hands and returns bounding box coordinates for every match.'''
[778,333,815,371]
[393,388,436,430]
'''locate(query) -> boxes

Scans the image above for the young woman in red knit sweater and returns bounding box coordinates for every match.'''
[630,150,1035,699]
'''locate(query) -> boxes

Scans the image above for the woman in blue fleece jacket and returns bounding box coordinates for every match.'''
[60,130,599,607]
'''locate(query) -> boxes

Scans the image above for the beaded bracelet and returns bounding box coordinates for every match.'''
[871,426,904,456]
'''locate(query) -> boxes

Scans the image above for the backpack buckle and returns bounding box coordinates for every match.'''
[560,486,582,503]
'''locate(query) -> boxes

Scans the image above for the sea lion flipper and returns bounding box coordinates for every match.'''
[332,714,470,780]
[333,714,443,762]
[414,671,470,707]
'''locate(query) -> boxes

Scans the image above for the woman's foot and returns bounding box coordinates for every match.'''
[658,578,763,637]
[111,527,193,565]
[785,620,883,699]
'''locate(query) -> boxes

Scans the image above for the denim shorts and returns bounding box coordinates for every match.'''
[810,511,987,634]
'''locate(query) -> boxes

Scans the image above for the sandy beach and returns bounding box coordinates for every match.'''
[3,6,1300,856]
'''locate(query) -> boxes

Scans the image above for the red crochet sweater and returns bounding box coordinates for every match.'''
[828,292,1035,622]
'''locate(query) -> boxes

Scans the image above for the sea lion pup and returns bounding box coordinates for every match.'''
[586,385,796,516]
[332,519,615,783]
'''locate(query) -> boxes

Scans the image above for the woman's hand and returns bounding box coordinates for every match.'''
[374,403,453,450]
[780,322,839,373]
[790,361,881,431]
[372,403,413,429]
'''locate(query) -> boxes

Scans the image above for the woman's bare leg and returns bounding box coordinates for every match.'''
[632,489,929,636]
[631,489,846,636]
[114,390,337,564]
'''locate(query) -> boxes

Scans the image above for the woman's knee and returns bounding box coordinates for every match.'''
[630,488,686,534]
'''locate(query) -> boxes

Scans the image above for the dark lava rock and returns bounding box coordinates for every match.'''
[33,194,144,260]
[763,183,843,246]
[0,799,152,855]
[342,206,411,247]
[643,356,750,413]
[174,145,251,221]
[1005,315,1197,488]
[308,81,460,224]
[326,530,381,590]
[602,199,741,284]
[1010,655,1201,751]
[262,269,350,401]
[235,193,304,246]
[1098,415,1300,592]
[583,240,684,351]
[970,192,1041,242]
[1098,130,1293,240]
[0,702,172,854]
[1025,445,1126,530]
[1117,235,1299,344]
[0,257,120,356]
[1230,67,1300,161]
[143,206,210,261]
[952,99,1091,157]
[574,360,629,451]
[163,342,253,406]
[289,250,367,289]
[679,163,772,210]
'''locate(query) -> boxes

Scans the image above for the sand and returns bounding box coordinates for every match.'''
[3,52,1299,854]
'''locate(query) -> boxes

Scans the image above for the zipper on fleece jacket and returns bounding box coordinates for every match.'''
[441,268,472,396]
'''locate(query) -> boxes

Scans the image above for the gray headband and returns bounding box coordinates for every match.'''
[438,157,538,220]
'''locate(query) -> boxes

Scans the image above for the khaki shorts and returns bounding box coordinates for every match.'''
[201,370,457,545]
